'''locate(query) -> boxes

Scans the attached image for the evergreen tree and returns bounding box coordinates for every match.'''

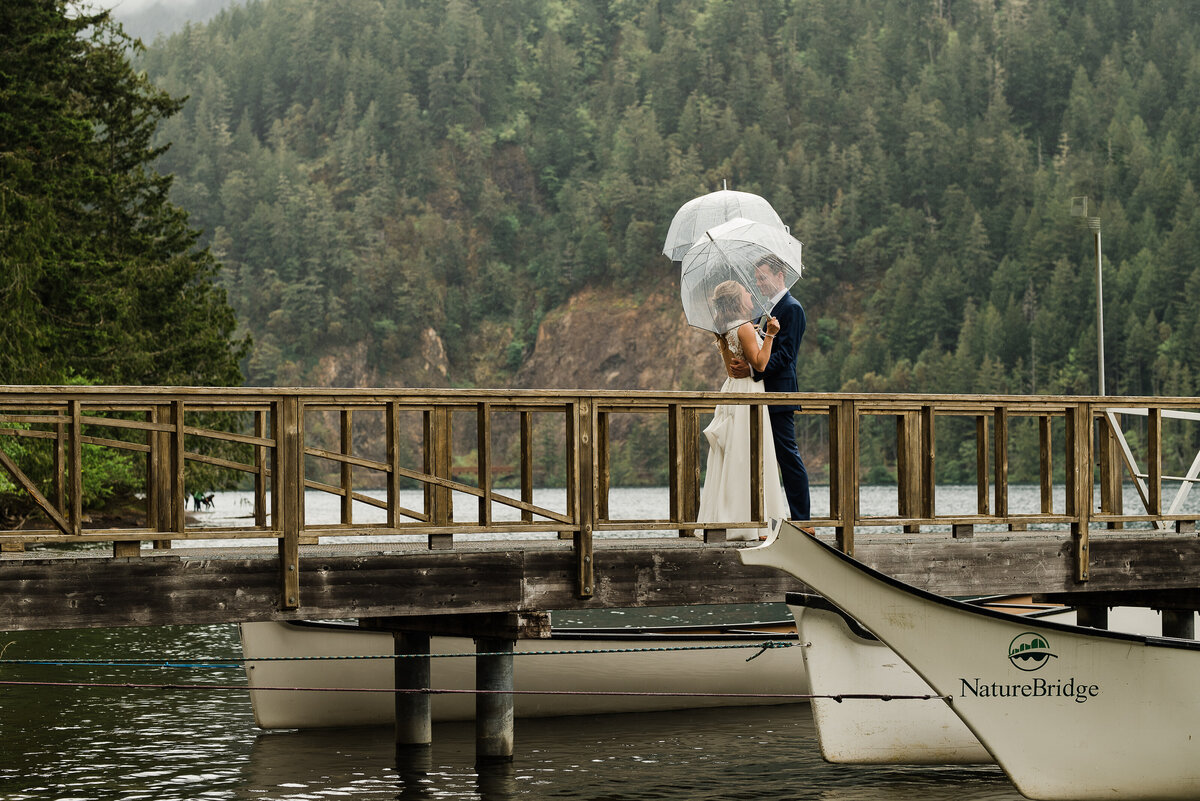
[0,0,247,385]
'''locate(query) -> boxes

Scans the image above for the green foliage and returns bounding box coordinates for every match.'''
[0,424,139,512]
[0,3,249,516]
[0,0,248,387]
[120,0,1200,480]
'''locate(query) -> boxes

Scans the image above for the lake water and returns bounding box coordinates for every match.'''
[1,484,1192,800]
[0,621,1022,800]
[187,481,1197,544]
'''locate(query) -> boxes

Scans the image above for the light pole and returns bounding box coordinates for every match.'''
[1071,196,1105,395]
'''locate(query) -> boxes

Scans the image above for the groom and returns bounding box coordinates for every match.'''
[727,258,811,522]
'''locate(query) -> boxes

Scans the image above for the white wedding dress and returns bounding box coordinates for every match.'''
[696,329,790,541]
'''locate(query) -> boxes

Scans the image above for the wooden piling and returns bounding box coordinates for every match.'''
[1076,605,1108,629]
[475,637,515,763]
[394,631,432,750]
[1162,609,1195,639]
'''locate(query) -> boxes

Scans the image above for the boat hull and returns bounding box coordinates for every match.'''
[744,521,1200,801]
[241,619,809,729]
[788,594,1182,765]
[790,595,994,764]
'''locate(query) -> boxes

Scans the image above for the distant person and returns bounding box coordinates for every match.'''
[727,257,811,526]
[193,491,204,511]
[696,280,790,541]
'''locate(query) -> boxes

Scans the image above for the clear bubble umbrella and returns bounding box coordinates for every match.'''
[663,189,787,263]
[679,217,803,334]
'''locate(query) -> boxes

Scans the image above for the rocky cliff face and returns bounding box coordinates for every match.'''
[300,283,727,394]
[515,286,725,392]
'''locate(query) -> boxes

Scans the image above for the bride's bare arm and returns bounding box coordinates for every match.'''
[737,318,779,372]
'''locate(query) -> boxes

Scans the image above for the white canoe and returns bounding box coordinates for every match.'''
[787,594,1181,765]
[241,617,808,729]
[786,593,1066,764]
[744,521,1200,801]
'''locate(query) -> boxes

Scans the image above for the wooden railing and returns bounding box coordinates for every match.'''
[1,387,1198,604]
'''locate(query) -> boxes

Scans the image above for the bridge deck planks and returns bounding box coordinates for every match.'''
[3,532,1199,632]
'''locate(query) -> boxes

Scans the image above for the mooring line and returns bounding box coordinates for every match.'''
[0,640,806,668]
[0,678,946,702]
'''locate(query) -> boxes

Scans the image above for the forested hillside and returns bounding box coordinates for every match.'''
[141,0,1200,402]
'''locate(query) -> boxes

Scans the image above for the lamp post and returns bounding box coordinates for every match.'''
[1071,196,1105,395]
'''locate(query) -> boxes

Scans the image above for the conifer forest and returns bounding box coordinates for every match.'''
[6,0,1200,489]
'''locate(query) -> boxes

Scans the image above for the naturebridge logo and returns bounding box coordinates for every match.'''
[1008,633,1056,671]
[1007,632,1057,671]
[958,631,1097,703]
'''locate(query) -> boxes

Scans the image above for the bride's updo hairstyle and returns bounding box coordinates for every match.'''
[711,280,747,332]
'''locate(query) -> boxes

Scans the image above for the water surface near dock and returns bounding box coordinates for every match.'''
[3,483,1189,799]
[0,621,1024,800]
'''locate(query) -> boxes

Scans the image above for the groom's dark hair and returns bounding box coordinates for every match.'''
[755,255,786,276]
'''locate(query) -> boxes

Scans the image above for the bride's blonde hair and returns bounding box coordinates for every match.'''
[711,280,747,331]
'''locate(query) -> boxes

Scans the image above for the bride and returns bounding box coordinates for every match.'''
[697,280,791,541]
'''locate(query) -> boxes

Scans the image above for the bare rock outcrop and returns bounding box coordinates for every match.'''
[515,287,724,392]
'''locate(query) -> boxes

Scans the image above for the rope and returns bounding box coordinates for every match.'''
[2,660,243,668]
[0,640,805,668]
[0,678,947,702]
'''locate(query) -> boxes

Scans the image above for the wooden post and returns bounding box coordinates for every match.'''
[520,411,534,523]
[274,396,303,609]
[1162,609,1195,639]
[1099,415,1122,529]
[920,405,935,521]
[386,402,402,529]
[829,406,842,538]
[1077,604,1107,629]
[681,406,699,528]
[254,410,268,527]
[477,402,492,527]
[394,631,432,750]
[68,399,82,536]
[668,403,684,535]
[172,400,186,533]
[340,409,353,525]
[428,407,452,549]
[572,400,595,598]
[1148,407,1163,517]
[1039,415,1054,515]
[833,401,858,554]
[1066,403,1091,582]
[969,417,988,515]
[53,411,65,517]
[897,412,920,533]
[596,411,610,521]
[423,409,434,527]
[994,407,1011,527]
[476,637,515,763]
[562,404,577,542]
[148,406,172,550]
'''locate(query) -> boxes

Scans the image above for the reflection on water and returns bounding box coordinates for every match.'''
[0,623,1028,800]
[4,484,1181,799]
[244,706,1022,801]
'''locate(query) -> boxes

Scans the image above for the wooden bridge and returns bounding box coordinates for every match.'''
[2,386,1199,635]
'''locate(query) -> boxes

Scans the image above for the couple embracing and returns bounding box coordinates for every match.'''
[697,258,810,541]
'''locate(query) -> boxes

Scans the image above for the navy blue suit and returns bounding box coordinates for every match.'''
[753,291,810,520]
